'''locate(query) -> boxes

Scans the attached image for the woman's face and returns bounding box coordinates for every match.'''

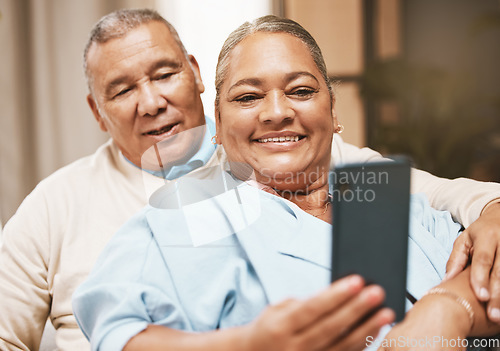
[216,32,336,190]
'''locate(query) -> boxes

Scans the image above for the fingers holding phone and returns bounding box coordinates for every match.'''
[242,275,395,351]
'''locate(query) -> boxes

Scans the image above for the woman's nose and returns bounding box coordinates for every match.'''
[258,92,295,124]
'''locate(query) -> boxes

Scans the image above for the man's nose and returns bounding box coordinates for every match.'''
[258,92,295,124]
[137,82,167,117]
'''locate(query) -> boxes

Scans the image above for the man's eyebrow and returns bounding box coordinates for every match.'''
[227,71,320,94]
[149,58,183,72]
[105,59,184,96]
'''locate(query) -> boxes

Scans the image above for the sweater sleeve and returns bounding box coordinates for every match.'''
[331,134,500,227]
[0,186,52,351]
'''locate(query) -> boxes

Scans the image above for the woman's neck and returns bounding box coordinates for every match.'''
[274,172,332,223]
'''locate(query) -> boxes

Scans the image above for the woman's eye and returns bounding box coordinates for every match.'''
[291,88,315,97]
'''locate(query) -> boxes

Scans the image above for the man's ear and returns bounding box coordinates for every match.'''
[87,94,108,132]
[188,55,205,94]
[214,107,222,145]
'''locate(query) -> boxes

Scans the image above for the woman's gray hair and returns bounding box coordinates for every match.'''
[83,8,188,95]
[215,15,333,111]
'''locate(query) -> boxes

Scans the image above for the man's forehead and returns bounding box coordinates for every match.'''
[86,23,188,90]
[87,21,184,67]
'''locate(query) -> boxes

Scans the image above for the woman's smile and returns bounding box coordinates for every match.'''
[254,131,306,151]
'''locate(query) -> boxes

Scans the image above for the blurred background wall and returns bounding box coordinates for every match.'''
[285,0,500,182]
[1,0,499,226]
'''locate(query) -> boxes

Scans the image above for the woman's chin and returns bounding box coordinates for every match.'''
[254,164,324,189]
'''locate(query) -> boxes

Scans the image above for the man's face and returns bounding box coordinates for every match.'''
[86,21,206,168]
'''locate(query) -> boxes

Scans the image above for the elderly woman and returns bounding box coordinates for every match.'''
[73,16,500,351]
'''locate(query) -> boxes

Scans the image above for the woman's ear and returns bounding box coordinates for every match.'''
[331,103,344,134]
[331,98,339,129]
[329,92,337,125]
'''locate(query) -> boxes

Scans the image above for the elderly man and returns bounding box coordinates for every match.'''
[0,8,499,351]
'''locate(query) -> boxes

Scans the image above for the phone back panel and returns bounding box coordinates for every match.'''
[330,158,410,321]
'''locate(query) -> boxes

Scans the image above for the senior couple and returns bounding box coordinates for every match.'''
[1,8,500,351]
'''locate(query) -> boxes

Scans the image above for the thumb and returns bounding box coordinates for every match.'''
[444,231,472,281]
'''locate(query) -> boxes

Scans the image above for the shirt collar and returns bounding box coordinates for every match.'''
[123,117,217,180]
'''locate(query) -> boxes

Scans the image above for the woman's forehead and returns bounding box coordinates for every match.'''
[224,32,322,85]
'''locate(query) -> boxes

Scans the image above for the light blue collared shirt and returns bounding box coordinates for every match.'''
[73,175,462,351]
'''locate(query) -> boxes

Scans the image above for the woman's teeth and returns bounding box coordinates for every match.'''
[258,136,300,143]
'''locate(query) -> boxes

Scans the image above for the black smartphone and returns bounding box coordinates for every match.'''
[330,158,411,321]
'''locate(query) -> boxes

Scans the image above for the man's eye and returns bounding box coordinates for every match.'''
[114,88,131,98]
[156,73,173,80]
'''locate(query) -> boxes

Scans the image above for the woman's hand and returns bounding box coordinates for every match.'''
[124,276,393,351]
[242,275,395,351]
[445,201,500,323]
[379,267,500,351]
[377,293,471,351]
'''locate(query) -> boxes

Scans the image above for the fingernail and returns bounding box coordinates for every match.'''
[343,275,363,292]
[443,268,458,281]
[378,308,396,327]
[347,274,363,286]
[361,285,384,305]
[489,308,500,321]
[479,288,490,301]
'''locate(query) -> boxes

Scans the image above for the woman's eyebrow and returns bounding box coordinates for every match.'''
[228,71,320,94]
[228,78,263,94]
[285,71,319,84]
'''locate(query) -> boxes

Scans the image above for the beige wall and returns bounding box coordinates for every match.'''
[376,0,402,59]
[0,0,30,226]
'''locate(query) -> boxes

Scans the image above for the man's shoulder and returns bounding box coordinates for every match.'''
[38,140,117,184]
[22,140,122,203]
[332,135,383,165]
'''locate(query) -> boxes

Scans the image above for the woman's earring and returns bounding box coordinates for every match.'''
[211,135,218,144]
[336,124,344,134]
